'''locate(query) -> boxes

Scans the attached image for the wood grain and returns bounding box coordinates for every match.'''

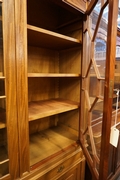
[28,73,80,77]
[30,126,77,166]
[29,98,79,121]
[28,46,59,74]
[3,0,19,178]
[27,25,81,50]
[14,0,30,176]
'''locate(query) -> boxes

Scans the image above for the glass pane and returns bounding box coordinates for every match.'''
[94,5,109,78]
[82,1,109,175]
[118,2,120,28]
[90,0,101,36]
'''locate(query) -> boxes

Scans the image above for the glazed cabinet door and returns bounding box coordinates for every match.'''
[0,0,19,179]
[79,0,119,180]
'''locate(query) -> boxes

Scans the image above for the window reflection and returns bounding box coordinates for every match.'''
[90,1,101,36]
[94,5,108,78]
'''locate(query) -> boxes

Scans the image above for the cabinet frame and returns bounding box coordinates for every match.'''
[14,0,85,179]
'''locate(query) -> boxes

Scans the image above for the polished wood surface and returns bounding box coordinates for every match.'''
[14,0,30,176]
[23,0,82,179]
[21,147,84,180]
[28,73,80,77]
[29,99,79,121]
[27,25,81,50]
[3,0,19,178]
[3,0,120,179]
[30,126,77,166]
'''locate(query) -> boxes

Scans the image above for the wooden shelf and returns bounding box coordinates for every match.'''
[0,146,8,164]
[30,126,77,166]
[28,73,80,78]
[27,25,81,50]
[0,95,6,99]
[29,98,79,121]
[0,76,5,79]
[0,108,6,129]
[0,120,6,129]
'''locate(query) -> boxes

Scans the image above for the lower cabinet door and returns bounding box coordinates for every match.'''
[21,149,85,180]
[58,162,85,180]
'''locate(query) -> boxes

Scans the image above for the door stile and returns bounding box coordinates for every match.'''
[99,0,119,179]
[14,0,30,177]
[2,0,19,179]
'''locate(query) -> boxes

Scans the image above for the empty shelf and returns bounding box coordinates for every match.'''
[0,120,6,129]
[28,73,80,78]
[27,25,81,50]
[0,146,8,163]
[29,98,79,121]
[30,126,77,166]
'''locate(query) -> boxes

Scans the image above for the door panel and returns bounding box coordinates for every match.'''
[80,0,119,179]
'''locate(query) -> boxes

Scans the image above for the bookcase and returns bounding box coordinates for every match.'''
[1,0,120,179]
[15,0,86,179]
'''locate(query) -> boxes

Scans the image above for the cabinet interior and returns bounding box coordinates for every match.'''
[27,0,83,168]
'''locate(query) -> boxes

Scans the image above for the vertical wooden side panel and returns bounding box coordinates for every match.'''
[99,0,119,179]
[14,0,30,177]
[3,0,19,179]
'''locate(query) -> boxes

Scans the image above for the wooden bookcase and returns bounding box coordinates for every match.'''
[1,0,120,179]
[14,0,86,179]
